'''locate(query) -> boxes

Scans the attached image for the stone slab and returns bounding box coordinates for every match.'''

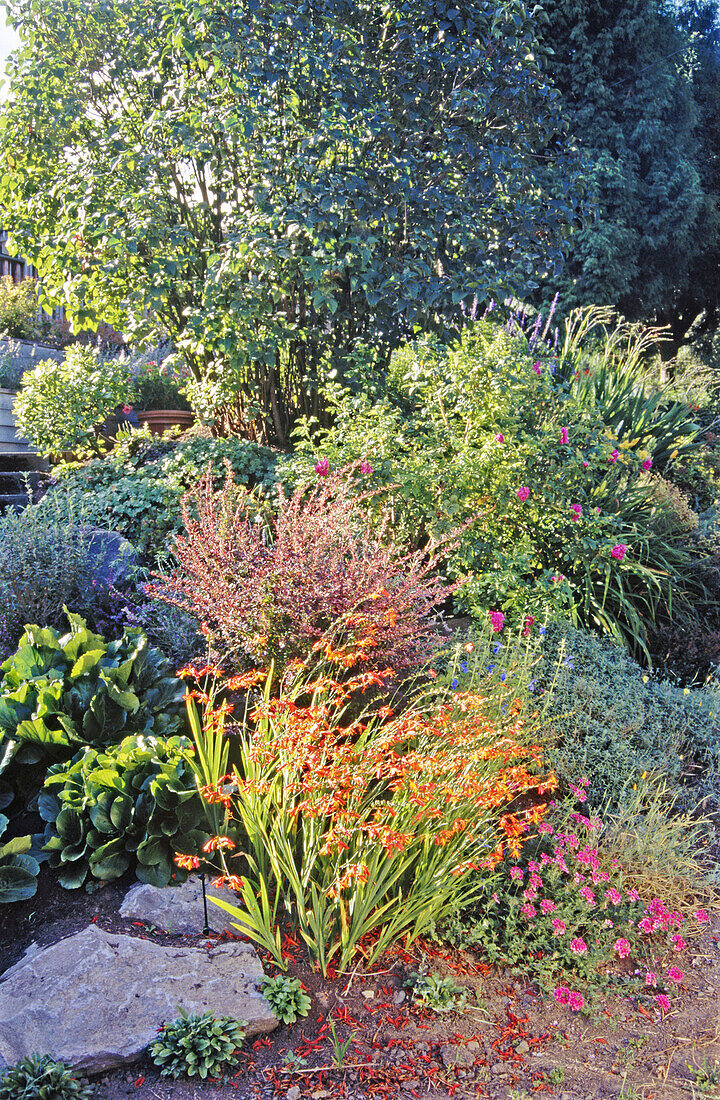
[119,876,242,935]
[0,925,276,1074]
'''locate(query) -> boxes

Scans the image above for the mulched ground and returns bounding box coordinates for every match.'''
[2,866,720,1100]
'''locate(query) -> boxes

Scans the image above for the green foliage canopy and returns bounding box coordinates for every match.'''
[0,0,581,442]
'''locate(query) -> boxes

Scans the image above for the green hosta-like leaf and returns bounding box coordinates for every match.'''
[69,649,107,680]
[0,857,40,902]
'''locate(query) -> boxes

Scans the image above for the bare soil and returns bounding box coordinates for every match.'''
[2,866,720,1100]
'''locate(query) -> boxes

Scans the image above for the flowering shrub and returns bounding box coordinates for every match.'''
[159,461,466,677]
[181,665,555,975]
[443,793,705,1012]
[286,317,701,659]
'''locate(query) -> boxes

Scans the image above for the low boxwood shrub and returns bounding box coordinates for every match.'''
[0,612,186,783]
[40,733,209,889]
[14,344,129,457]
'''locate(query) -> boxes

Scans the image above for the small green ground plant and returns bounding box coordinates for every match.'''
[260,975,311,1024]
[0,1053,92,1099]
[149,1009,246,1079]
[404,970,468,1013]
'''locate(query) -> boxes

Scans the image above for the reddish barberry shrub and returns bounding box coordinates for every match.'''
[157,461,465,677]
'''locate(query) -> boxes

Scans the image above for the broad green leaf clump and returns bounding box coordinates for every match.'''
[40,734,208,890]
[0,612,186,780]
[149,1009,246,1079]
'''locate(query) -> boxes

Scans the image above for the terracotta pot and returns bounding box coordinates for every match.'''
[136,409,195,436]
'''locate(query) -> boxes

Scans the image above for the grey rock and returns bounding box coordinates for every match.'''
[0,925,276,1074]
[490,1063,511,1076]
[119,877,242,935]
[515,1039,530,1055]
[393,990,406,1006]
[286,1088,301,1100]
[441,1044,476,1069]
[82,527,137,585]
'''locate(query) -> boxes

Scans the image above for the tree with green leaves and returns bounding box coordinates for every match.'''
[0,0,581,442]
[536,0,720,334]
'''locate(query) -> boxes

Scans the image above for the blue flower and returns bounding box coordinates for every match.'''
[493,644,503,654]
[528,680,536,692]
[487,664,495,673]
[501,704,507,714]
[564,657,575,670]
[451,678,459,689]
[459,661,468,672]
[500,672,507,683]
[539,626,547,635]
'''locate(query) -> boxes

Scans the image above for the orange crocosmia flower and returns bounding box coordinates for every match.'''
[202,836,236,853]
[524,802,548,825]
[224,669,268,691]
[386,608,399,627]
[174,854,200,870]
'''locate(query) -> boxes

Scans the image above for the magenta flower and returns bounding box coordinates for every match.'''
[495,432,504,443]
[611,544,627,561]
[568,991,585,1012]
[655,994,671,1014]
[645,972,657,987]
[695,909,710,923]
[509,866,524,880]
[516,486,530,502]
[579,886,596,908]
[604,888,622,906]
[359,459,373,476]
[641,457,653,471]
[667,967,683,984]
[570,503,582,521]
[489,610,505,633]
[551,918,566,936]
[560,426,569,444]
[533,362,542,375]
[314,458,330,476]
[553,986,570,1005]
[613,938,631,958]
[671,934,686,952]
[609,448,620,463]
[540,899,557,914]
[122,404,133,414]
[520,902,537,919]
[582,460,590,468]
[569,937,587,955]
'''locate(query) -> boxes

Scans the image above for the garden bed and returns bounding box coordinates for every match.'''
[2,866,719,1100]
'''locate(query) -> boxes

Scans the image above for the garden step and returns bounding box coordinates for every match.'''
[0,451,48,472]
[0,924,277,1075]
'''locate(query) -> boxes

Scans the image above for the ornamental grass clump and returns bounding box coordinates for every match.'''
[179,663,555,976]
[158,461,466,678]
